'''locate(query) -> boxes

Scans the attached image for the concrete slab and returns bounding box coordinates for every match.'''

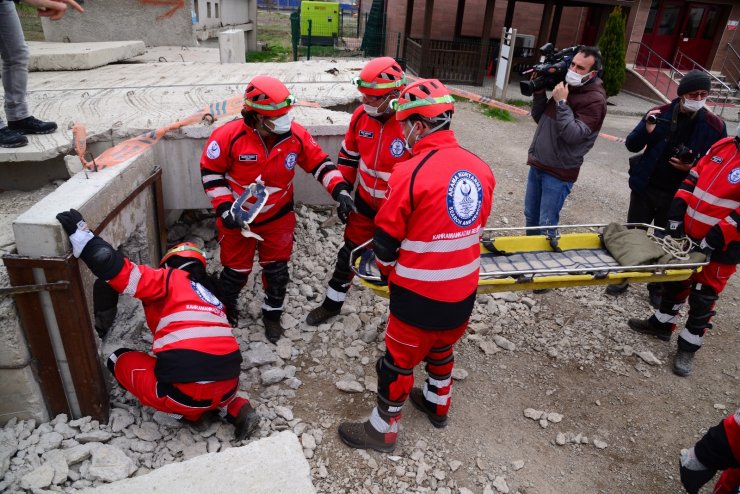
[0,367,48,423]
[0,60,363,166]
[28,41,147,72]
[85,431,315,494]
[127,46,220,63]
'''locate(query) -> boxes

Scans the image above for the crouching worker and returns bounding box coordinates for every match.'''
[56,209,259,441]
[679,408,740,494]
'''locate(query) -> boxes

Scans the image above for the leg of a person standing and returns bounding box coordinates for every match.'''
[626,189,656,226]
[537,172,574,238]
[524,167,543,236]
[0,2,30,126]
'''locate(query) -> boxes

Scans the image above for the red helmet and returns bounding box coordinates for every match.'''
[392,79,455,121]
[353,57,406,97]
[243,75,295,117]
[160,242,206,268]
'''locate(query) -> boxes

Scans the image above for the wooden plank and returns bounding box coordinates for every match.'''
[4,261,70,417]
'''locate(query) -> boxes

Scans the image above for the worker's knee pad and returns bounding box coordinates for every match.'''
[262,261,289,294]
[425,345,454,376]
[106,348,135,374]
[220,266,249,290]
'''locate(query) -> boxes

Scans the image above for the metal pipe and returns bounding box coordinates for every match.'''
[0,281,69,297]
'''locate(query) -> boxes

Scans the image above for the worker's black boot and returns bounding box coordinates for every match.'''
[219,267,247,327]
[672,350,695,377]
[338,420,396,453]
[306,303,341,326]
[628,316,672,342]
[229,403,260,441]
[263,316,284,344]
[409,388,448,429]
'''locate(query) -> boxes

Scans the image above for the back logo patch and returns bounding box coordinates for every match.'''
[447,170,483,227]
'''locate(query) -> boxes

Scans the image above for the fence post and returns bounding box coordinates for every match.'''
[290,10,300,62]
[307,19,313,61]
[357,8,361,38]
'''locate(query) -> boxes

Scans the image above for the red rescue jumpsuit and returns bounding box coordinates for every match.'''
[107,258,247,422]
[370,130,495,444]
[200,119,347,317]
[322,107,410,308]
[657,136,740,353]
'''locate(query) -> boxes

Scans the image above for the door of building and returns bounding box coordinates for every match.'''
[675,3,722,69]
[641,0,684,65]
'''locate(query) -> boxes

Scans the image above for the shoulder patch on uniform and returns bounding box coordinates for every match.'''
[390,138,405,158]
[728,167,740,185]
[711,155,723,164]
[190,280,223,308]
[447,170,483,227]
[206,141,221,160]
[285,152,298,170]
[359,130,374,139]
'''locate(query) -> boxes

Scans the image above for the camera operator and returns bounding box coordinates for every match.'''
[524,46,607,238]
[606,70,726,301]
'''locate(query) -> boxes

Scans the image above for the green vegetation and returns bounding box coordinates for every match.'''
[17,4,45,41]
[247,44,291,63]
[505,99,531,108]
[480,105,515,122]
[598,6,627,97]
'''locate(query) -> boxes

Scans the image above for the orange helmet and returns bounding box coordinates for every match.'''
[243,76,295,117]
[352,57,406,97]
[160,242,206,268]
[392,79,455,121]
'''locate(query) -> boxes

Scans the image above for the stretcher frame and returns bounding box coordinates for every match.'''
[350,223,708,297]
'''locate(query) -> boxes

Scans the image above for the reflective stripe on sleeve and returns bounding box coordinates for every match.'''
[358,173,387,198]
[155,310,228,332]
[322,169,344,189]
[206,186,232,199]
[686,206,721,227]
[359,159,391,181]
[694,187,740,210]
[123,265,142,296]
[401,231,480,254]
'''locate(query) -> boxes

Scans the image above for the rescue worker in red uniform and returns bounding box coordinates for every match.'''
[680,408,740,494]
[55,209,259,441]
[338,80,496,452]
[200,76,354,342]
[628,134,740,376]
[306,57,410,325]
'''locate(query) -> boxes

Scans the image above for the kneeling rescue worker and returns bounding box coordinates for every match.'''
[200,75,354,342]
[56,209,259,441]
[338,79,496,452]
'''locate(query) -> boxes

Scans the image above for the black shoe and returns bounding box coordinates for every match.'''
[179,411,217,433]
[231,403,260,441]
[8,116,57,135]
[409,388,448,429]
[264,317,284,343]
[337,420,396,453]
[606,283,629,296]
[306,305,340,326]
[0,127,28,148]
[532,288,551,294]
[672,350,695,377]
[628,318,672,342]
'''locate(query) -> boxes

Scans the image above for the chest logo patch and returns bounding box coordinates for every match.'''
[359,130,374,139]
[206,141,220,160]
[239,154,258,161]
[447,170,483,228]
[285,152,298,170]
[711,155,723,164]
[390,138,405,158]
[191,280,223,308]
[729,167,740,185]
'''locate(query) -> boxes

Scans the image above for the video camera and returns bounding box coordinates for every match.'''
[520,43,581,97]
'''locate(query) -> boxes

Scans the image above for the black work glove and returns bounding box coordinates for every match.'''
[336,190,356,224]
[56,209,86,236]
[666,219,685,238]
[56,209,94,257]
[216,202,241,229]
[698,225,724,258]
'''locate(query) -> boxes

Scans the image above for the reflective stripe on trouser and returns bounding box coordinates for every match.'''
[369,314,468,443]
[109,350,247,422]
[658,260,736,353]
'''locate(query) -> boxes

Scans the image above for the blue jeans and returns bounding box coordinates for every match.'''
[0,1,31,127]
[523,167,574,236]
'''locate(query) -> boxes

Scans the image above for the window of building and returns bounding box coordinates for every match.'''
[684,7,704,38]
[658,5,681,36]
[194,0,199,22]
[644,0,659,34]
[207,2,211,19]
[703,7,719,40]
[215,2,219,18]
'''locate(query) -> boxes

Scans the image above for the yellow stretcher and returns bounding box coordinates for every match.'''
[350,224,708,298]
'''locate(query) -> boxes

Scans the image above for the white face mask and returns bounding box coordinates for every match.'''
[682,97,706,113]
[565,69,589,87]
[363,104,382,117]
[403,121,418,151]
[268,114,292,134]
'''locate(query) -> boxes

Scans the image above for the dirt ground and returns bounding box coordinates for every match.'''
[296,101,739,494]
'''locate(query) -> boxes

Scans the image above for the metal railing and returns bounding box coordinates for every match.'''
[720,43,740,94]
[631,41,735,117]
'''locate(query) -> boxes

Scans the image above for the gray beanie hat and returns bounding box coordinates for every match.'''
[677,70,711,96]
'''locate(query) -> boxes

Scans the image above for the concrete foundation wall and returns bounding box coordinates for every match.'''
[0,367,48,424]
[42,0,198,47]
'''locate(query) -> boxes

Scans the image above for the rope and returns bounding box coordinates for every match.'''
[648,233,695,261]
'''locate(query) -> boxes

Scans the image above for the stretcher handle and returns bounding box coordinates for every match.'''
[349,239,381,282]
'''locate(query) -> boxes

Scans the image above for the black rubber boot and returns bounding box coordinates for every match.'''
[229,403,260,441]
[306,304,341,326]
[219,267,247,327]
[409,388,448,428]
[263,317,284,344]
[647,282,663,310]
[672,350,695,377]
[337,420,396,453]
[628,317,672,342]
[605,282,629,296]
